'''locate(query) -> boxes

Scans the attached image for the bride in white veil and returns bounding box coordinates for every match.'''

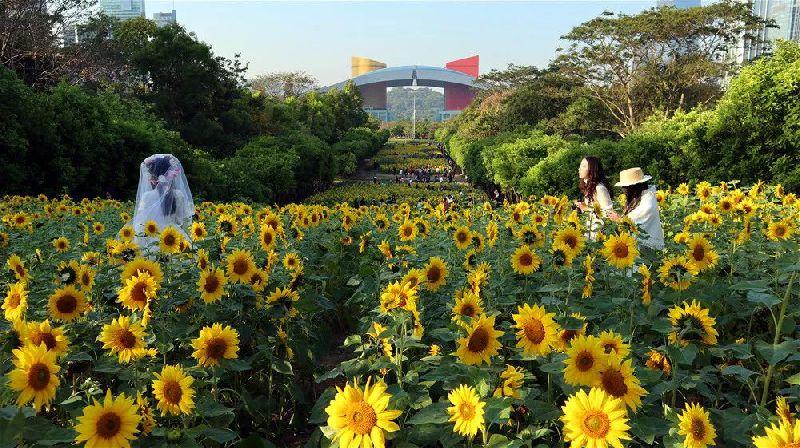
[131,154,195,252]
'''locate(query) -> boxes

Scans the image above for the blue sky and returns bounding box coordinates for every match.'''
[145,1,660,85]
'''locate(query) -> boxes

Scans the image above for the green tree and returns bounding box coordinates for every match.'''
[555,1,766,136]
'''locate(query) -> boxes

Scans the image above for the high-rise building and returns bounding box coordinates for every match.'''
[731,0,800,62]
[153,10,177,27]
[99,0,145,21]
[657,0,702,8]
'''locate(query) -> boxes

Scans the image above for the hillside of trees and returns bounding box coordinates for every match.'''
[387,87,444,121]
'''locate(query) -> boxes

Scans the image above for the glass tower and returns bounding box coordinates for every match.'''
[99,0,145,21]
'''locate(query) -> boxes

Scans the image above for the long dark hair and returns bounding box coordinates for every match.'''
[147,157,177,217]
[578,156,611,202]
[623,182,649,214]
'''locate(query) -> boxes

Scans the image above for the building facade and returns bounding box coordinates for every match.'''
[730,0,800,63]
[153,10,177,27]
[99,0,145,21]
[656,0,701,8]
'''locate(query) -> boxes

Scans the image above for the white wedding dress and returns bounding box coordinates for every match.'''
[130,154,195,253]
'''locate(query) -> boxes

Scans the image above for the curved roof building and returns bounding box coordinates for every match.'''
[323,55,480,121]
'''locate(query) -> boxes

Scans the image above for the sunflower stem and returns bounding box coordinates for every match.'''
[760,272,795,407]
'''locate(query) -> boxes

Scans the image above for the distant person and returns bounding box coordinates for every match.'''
[574,156,613,239]
[131,154,194,253]
[610,167,664,250]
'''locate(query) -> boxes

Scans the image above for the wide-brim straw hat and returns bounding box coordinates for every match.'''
[615,167,652,187]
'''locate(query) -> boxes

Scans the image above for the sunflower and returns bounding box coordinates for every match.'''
[600,233,638,269]
[766,220,794,241]
[78,265,96,291]
[226,249,256,283]
[493,365,525,399]
[117,271,157,312]
[447,384,485,438]
[453,226,471,250]
[283,252,301,271]
[7,254,29,282]
[120,258,163,286]
[594,355,647,411]
[248,269,268,292]
[677,403,716,448]
[267,286,300,307]
[197,268,227,303]
[192,323,240,367]
[563,335,607,386]
[452,290,483,320]
[752,420,800,448]
[22,320,69,357]
[556,313,588,351]
[3,282,27,322]
[658,256,699,291]
[776,397,795,426]
[668,300,718,346]
[159,226,183,254]
[398,220,417,241]
[516,224,545,247]
[143,220,159,237]
[373,214,390,232]
[217,214,238,235]
[554,226,585,258]
[645,349,672,376]
[53,236,70,252]
[152,365,195,416]
[7,343,60,411]
[324,377,402,448]
[74,390,140,448]
[424,257,448,291]
[685,235,719,271]
[513,303,558,357]
[48,285,88,322]
[401,268,426,289]
[511,245,541,275]
[56,260,81,286]
[561,388,630,448]
[119,225,135,241]
[98,316,148,363]
[92,222,106,234]
[259,225,277,251]
[597,330,630,358]
[455,314,503,366]
[380,281,417,314]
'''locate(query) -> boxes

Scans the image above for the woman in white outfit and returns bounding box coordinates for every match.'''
[575,156,614,239]
[130,154,195,253]
[612,167,664,250]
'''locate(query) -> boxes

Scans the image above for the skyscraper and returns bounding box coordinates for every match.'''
[99,0,145,21]
[153,10,177,27]
[731,0,800,62]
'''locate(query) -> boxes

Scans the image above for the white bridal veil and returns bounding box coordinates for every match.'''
[131,154,194,249]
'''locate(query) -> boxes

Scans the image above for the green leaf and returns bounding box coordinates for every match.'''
[196,397,234,418]
[224,358,252,372]
[309,389,336,425]
[756,340,798,365]
[203,427,237,444]
[746,291,781,307]
[272,359,293,375]
[484,397,512,426]
[721,365,757,382]
[406,402,450,425]
[650,318,673,334]
[485,434,524,448]
[785,372,800,385]
[630,415,670,445]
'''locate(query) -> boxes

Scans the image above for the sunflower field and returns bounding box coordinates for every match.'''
[369,142,451,174]
[1,181,799,448]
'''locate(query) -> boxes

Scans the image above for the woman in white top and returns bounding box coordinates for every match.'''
[131,154,195,253]
[575,156,614,239]
[612,167,664,250]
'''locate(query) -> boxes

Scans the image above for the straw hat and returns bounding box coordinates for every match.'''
[615,167,652,187]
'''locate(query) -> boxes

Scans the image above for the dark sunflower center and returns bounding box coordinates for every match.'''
[613,242,629,259]
[33,332,57,350]
[233,259,249,275]
[776,226,786,237]
[164,234,176,246]
[96,412,122,439]
[690,417,706,440]
[467,327,489,352]
[692,245,705,261]
[204,275,220,293]
[523,319,545,344]
[460,304,476,317]
[118,329,137,349]
[59,267,77,284]
[576,351,595,371]
[27,363,51,390]
[564,235,577,249]
[131,283,148,304]
[457,232,468,243]
[519,253,533,267]
[677,315,706,342]
[206,338,228,360]
[427,266,441,283]
[601,369,628,397]
[262,233,273,245]
[8,292,21,308]
[163,380,183,405]
[56,294,77,314]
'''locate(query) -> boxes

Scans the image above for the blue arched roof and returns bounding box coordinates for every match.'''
[322,65,478,91]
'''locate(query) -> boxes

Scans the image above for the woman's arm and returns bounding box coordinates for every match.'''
[595,185,614,214]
